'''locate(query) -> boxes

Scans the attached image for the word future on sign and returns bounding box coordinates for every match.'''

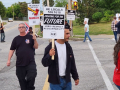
[43,7,65,39]
[28,4,40,25]
[67,10,75,20]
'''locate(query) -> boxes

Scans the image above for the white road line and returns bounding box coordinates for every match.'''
[87,40,114,90]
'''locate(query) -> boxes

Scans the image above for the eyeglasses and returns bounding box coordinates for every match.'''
[18,27,25,29]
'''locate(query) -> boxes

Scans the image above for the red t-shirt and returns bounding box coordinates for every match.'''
[113,51,120,86]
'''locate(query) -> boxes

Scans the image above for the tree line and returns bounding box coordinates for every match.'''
[0,0,120,24]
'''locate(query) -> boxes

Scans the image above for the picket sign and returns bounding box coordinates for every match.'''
[43,7,65,60]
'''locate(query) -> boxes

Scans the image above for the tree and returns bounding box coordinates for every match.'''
[32,0,40,4]
[44,0,54,7]
[19,2,28,17]
[54,0,68,7]
[6,7,13,18]
[94,0,120,11]
[0,1,6,18]
[76,0,97,24]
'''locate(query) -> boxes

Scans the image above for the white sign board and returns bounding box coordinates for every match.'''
[116,13,120,21]
[84,18,89,24]
[67,10,75,20]
[43,7,65,39]
[28,4,40,25]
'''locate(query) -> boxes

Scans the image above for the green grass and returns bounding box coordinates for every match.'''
[36,21,113,38]
[35,25,40,28]
[73,21,113,35]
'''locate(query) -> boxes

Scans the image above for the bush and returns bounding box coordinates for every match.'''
[92,12,103,23]
[101,10,114,22]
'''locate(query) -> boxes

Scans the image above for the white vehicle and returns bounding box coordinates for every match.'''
[8,18,13,22]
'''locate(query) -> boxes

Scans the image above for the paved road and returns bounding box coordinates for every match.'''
[0,21,118,90]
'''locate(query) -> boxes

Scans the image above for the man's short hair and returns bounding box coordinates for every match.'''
[114,16,116,19]
[29,27,32,30]
[19,23,26,28]
[65,24,70,28]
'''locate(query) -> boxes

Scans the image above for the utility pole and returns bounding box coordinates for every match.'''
[42,0,44,7]
[47,0,49,7]
[68,0,73,36]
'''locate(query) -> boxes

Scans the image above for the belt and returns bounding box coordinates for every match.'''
[60,76,66,78]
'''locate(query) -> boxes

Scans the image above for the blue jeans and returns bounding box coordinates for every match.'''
[83,32,92,42]
[115,84,120,90]
[113,31,117,42]
[1,33,5,42]
[50,77,72,90]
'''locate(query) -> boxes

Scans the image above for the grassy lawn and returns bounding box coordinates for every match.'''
[36,21,113,37]
[73,21,113,35]
[35,25,40,28]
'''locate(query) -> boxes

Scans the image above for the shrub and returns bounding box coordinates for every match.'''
[92,12,103,23]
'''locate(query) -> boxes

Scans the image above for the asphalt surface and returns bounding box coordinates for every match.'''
[0,21,118,90]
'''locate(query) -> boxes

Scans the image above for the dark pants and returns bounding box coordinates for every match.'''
[115,84,120,90]
[113,31,117,43]
[16,65,37,90]
[1,33,5,42]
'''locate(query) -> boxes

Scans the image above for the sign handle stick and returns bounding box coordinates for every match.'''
[52,39,54,60]
[33,25,35,35]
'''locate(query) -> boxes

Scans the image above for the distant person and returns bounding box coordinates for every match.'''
[40,16,43,34]
[7,23,38,90]
[42,26,79,90]
[115,17,120,41]
[40,22,43,34]
[65,20,70,30]
[111,17,117,43]
[27,27,33,35]
[83,21,92,42]
[27,27,35,55]
[113,38,120,90]
[0,23,5,42]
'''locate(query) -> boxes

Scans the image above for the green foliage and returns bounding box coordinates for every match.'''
[0,1,6,18]
[76,0,97,24]
[6,7,13,18]
[32,0,40,4]
[55,0,68,7]
[92,12,103,23]
[44,0,54,7]
[19,2,28,17]
[94,0,120,10]
[6,3,24,19]
[101,10,114,22]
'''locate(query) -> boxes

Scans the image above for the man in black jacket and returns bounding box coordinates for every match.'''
[42,27,79,90]
[115,17,120,41]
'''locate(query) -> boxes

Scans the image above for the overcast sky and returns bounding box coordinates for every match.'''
[0,0,77,10]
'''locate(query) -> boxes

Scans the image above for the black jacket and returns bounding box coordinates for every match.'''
[115,21,120,34]
[42,42,79,84]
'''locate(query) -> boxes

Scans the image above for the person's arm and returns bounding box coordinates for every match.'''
[42,43,55,67]
[70,46,79,85]
[7,50,15,66]
[115,21,120,27]
[33,35,38,49]
[111,21,114,30]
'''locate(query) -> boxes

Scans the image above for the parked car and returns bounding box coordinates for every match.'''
[8,18,13,22]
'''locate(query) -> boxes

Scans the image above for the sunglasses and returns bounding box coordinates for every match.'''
[18,27,25,29]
